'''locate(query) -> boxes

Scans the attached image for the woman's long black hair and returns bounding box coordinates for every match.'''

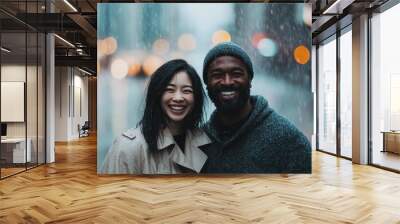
[139,59,205,152]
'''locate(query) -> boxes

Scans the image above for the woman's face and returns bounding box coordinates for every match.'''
[161,71,194,123]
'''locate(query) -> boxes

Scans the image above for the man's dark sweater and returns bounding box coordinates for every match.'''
[202,95,311,173]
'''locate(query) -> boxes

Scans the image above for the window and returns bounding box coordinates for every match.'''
[317,37,337,154]
[0,1,46,179]
[340,29,352,158]
[370,3,400,171]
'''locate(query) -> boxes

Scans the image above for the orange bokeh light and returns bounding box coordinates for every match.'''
[124,56,142,76]
[212,30,231,45]
[127,63,141,76]
[293,45,310,65]
[98,37,117,56]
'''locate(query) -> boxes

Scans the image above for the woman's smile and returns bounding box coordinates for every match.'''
[168,104,188,113]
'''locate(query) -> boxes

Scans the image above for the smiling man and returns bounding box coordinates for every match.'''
[201,42,311,173]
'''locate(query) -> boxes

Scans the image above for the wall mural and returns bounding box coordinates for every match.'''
[97,3,313,174]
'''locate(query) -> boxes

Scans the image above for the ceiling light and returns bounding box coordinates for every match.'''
[78,67,93,76]
[54,34,75,48]
[1,47,11,53]
[322,0,342,14]
[63,0,78,12]
[322,0,354,15]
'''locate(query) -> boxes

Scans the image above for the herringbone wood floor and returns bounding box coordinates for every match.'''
[1,134,400,224]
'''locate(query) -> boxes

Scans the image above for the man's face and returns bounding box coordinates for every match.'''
[206,56,251,113]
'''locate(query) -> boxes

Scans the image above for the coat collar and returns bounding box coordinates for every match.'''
[157,127,212,173]
[156,127,175,150]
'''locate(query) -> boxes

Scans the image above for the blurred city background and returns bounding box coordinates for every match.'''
[97,3,312,167]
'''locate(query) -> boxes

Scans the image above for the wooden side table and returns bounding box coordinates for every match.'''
[381,131,400,154]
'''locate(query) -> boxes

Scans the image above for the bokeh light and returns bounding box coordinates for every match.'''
[143,55,163,76]
[110,58,128,79]
[212,30,231,45]
[251,32,266,48]
[98,37,118,56]
[178,33,197,51]
[257,38,278,57]
[128,63,141,76]
[124,56,142,76]
[293,45,310,64]
[152,38,170,55]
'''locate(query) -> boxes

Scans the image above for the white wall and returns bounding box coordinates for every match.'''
[71,73,89,138]
[1,63,46,164]
[55,67,89,141]
[1,65,40,138]
[1,65,26,134]
[55,67,69,141]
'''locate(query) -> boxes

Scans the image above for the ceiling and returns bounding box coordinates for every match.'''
[0,0,392,75]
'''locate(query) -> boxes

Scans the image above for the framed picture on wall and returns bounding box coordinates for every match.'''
[97,3,313,175]
[1,81,25,122]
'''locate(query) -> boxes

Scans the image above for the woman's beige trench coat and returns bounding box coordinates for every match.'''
[100,127,211,174]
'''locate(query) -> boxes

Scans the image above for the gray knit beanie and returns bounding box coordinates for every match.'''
[202,42,254,83]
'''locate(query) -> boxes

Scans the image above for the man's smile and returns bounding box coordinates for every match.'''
[219,91,238,100]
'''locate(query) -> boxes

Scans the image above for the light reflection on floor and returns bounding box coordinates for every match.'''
[372,150,400,171]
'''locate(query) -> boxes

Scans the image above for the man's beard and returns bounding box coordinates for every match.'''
[207,83,250,114]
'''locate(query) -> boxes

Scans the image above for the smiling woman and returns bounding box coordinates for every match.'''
[100,59,211,174]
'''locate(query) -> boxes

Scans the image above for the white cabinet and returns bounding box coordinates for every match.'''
[1,138,32,163]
